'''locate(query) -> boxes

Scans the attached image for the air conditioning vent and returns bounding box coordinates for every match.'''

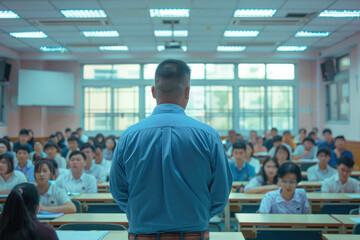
[231,18,303,26]
[32,19,109,26]
[286,13,309,18]
[65,43,116,47]
[223,42,276,47]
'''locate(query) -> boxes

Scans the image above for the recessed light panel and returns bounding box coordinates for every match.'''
[150,9,189,17]
[40,47,67,52]
[319,10,360,18]
[224,30,259,37]
[217,46,246,52]
[99,45,129,51]
[295,31,330,37]
[60,9,107,18]
[82,31,119,37]
[234,9,277,17]
[10,31,47,38]
[154,30,188,37]
[157,45,187,52]
[277,45,307,52]
[0,10,20,18]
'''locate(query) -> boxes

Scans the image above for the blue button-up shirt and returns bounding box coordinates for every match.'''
[229,161,256,181]
[329,149,354,167]
[110,103,232,234]
[15,160,35,182]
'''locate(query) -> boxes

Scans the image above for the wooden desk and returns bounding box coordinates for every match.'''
[71,193,116,210]
[98,182,110,192]
[50,213,128,227]
[298,181,322,191]
[235,213,342,237]
[331,214,360,234]
[232,181,248,187]
[322,234,360,240]
[301,171,360,179]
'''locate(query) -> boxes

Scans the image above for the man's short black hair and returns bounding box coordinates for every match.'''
[44,141,58,151]
[283,130,291,135]
[271,128,278,132]
[65,128,71,132]
[299,128,307,134]
[49,134,57,139]
[308,131,316,137]
[76,127,83,132]
[272,135,282,143]
[322,128,332,135]
[303,137,315,145]
[71,131,78,137]
[337,156,354,168]
[68,136,79,143]
[47,158,59,171]
[232,142,246,151]
[94,144,103,151]
[69,150,86,161]
[80,143,95,153]
[16,145,30,154]
[317,147,331,157]
[19,129,29,136]
[278,161,302,183]
[335,135,346,141]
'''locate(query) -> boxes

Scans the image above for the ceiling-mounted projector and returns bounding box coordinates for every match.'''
[165,40,182,49]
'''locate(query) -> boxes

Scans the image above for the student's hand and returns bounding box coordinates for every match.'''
[334,149,341,158]
[39,204,47,212]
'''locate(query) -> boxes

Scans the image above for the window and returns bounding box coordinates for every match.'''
[84,87,111,131]
[206,64,234,79]
[113,87,139,130]
[267,64,295,80]
[238,64,265,79]
[84,64,140,80]
[267,86,294,130]
[0,84,7,126]
[239,87,265,131]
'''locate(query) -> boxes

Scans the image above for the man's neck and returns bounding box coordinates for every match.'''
[19,142,27,146]
[337,148,345,154]
[72,170,83,180]
[38,182,50,195]
[326,139,332,144]
[95,158,102,164]
[236,159,244,169]
[318,163,327,171]
[18,160,27,168]
[281,189,295,201]
[339,176,348,185]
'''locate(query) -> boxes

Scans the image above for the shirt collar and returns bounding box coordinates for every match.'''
[334,173,349,185]
[316,164,329,173]
[71,171,85,181]
[276,187,301,203]
[16,160,32,169]
[44,183,53,196]
[235,161,247,171]
[152,104,185,115]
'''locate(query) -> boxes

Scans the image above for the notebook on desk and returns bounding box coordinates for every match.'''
[56,231,109,240]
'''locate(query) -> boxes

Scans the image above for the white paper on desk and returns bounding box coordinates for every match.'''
[346,194,360,199]
[56,231,109,240]
[350,218,360,224]
[36,211,64,219]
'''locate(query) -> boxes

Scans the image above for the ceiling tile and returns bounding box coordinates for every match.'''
[2,1,55,10]
[328,0,360,9]
[282,0,334,9]
[101,0,147,9]
[192,0,237,9]
[236,0,286,9]
[51,0,102,9]
[14,10,63,18]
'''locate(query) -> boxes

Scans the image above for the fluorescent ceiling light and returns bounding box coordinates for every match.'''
[234,9,277,17]
[60,9,107,18]
[224,30,259,37]
[154,30,188,37]
[319,10,360,18]
[295,31,330,37]
[0,10,20,18]
[10,31,47,38]
[150,8,189,17]
[217,46,246,52]
[157,45,187,52]
[99,45,129,51]
[277,45,307,52]
[40,47,67,52]
[82,31,119,37]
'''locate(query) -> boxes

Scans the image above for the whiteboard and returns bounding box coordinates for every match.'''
[18,69,75,107]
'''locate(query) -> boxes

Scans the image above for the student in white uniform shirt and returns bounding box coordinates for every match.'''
[321,156,360,193]
[35,160,76,213]
[307,148,337,181]
[44,141,66,169]
[94,145,111,175]
[80,143,107,182]
[0,153,27,195]
[54,151,97,193]
[47,159,69,180]
[244,142,261,174]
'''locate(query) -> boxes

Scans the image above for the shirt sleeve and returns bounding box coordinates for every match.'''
[321,179,331,193]
[28,169,35,183]
[307,167,316,181]
[109,138,129,212]
[59,157,67,169]
[294,145,304,156]
[301,190,310,214]
[87,175,98,193]
[248,165,256,180]
[244,177,261,191]
[57,187,71,205]
[98,166,107,182]
[254,160,261,174]
[209,135,233,218]
[258,193,272,213]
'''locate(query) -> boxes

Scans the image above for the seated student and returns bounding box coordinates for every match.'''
[269,136,293,160]
[318,128,335,150]
[293,137,318,162]
[27,129,35,149]
[80,143,107,182]
[77,127,88,143]
[47,159,69,180]
[0,138,15,159]
[30,140,47,163]
[54,151,97,193]
[229,142,256,181]
[0,153,27,195]
[95,133,105,147]
[61,136,79,163]
[56,131,67,149]
[34,160,76,213]
[282,130,297,151]
[224,129,239,152]
[94,145,111,175]
[307,148,337,181]
[13,129,33,152]
[0,183,58,240]
[44,141,66,169]
[258,162,309,214]
[103,137,117,161]
[253,137,268,153]
[244,142,261,174]
[274,144,291,166]
[311,127,321,145]
[15,146,35,182]
[308,131,318,145]
[71,131,83,147]
[329,136,354,168]
[64,128,72,147]
[321,157,360,193]
[264,128,278,151]
[245,158,279,194]
[294,128,307,144]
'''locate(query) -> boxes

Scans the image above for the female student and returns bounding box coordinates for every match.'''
[95,133,105,147]
[56,131,66,149]
[34,160,76,213]
[258,162,309,214]
[244,158,279,194]
[30,141,47,163]
[253,137,268,154]
[103,137,117,161]
[0,182,58,240]
[0,153,27,195]
[245,142,261,174]
[274,145,291,166]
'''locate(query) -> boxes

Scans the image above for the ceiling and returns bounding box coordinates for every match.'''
[0,0,360,61]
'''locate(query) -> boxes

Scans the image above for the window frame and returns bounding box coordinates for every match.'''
[0,83,8,126]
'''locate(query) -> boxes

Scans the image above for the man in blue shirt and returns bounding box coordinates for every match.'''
[318,128,335,150]
[14,145,34,182]
[329,135,353,167]
[13,129,33,152]
[110,59,232,238]
[229,142,256,181]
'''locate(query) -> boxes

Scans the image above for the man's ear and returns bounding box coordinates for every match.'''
[185,86,190,100]
[151,86,156,99]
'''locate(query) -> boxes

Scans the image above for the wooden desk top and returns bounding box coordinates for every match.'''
[235,213,342,227]
[50,213,128,226]
[232,181,248,187]
[307,193,360,201]
[72,193,114,202]
[229,193,264,202]
[298,181,322,187]
[322,234,360,240]
[103,232,245,240]
[331,214,359,227]
[98,182,110,188]
[302,171,360,178]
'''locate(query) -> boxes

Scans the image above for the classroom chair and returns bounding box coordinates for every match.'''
[300,163,317,171]
[58,223,127,231]
[71,200,82,213]
[353,223,360,234]
[349,208,359,215]
[209,215,222,231]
